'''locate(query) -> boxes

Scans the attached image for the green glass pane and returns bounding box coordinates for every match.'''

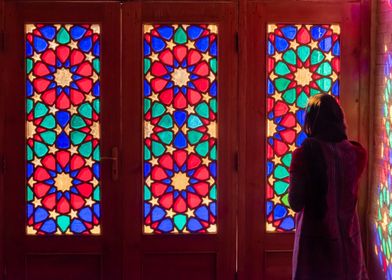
[78,103,93,119]
[157,131,173,145]
[27,186,34,201]
[188,115,203,129]
[281,153,292,167]
[57,215,70,232]
[316,77,332,92]
[296,92,308,108]
[174,214,187,231]
[71,131,87,145]
[195,102,210,119]
[34,141,48,157]
[283,50,296,65]
[210,58,217,73]
[174,27,187,44]
[144,58,151,74]
[274,78,291,92]
[79,141,93,158]
[144,99,151,114]
[310,49,325,65]
[210,145,217,160]
[196,141,209,157]
[152,103,166,118]
[151,141,165,157]
[316,62,332,76]
[144,185,152,200]
[281,193,289,206]
[274,165,289,180]
[93,58,100,73]
[275,62,291,76]
[144,145,151,160]
[93,186,100,201]
[27,146,33,161]
[93,146,100,161]
[188,130,203,145]
[157,114,173,129]
[26,58,33,74]
[210,185,217,200]
[40,131,56,145]
[26,99,33,114]
[310,88,321,96]
[282,88,296,104]
[40,115,56,129]
[71,115,86,129]
[210,99,217,113]
[297,46,310,62]
[34,102,49,118]
[274,181,289,195]
[93,99,100,113]
[57,27,71,44]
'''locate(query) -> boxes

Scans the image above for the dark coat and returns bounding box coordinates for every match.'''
[289,138,368,280]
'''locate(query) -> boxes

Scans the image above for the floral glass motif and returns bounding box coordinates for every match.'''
[26,24,101,235]
[143,24,218,234]
[375,46,392,279]
[266,24,341,232]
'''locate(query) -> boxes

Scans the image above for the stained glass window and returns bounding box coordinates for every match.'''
[143,24,218,234]
[266,24,341,232]
[26,24,101,235]
[374,46,392,278]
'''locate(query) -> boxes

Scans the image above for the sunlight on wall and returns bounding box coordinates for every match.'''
[374,45,392,280]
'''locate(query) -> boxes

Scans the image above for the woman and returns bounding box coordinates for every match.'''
[288,93,368,280]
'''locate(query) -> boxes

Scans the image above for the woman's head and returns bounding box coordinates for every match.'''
[304,93,347,142]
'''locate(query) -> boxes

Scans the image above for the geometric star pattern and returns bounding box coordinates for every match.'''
[374,46,392,278]
[143,24,217,234]
[266,24,341,232]
[25,24,101,235]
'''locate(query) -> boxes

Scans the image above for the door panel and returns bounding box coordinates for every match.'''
[142,253,216,279]
[122,2,237,279]
[3,2,121,279]
[26,254,101,280]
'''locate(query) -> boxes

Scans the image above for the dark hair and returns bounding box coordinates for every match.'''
[302,94,347,219]
[303,139,328,219]
[304,93,347,142]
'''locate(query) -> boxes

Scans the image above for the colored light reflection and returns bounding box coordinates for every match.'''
[375,46,392,279]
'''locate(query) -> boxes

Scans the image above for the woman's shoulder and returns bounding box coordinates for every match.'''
[348,140,365,151]
[291,138,316,162]
[347,140,367,162]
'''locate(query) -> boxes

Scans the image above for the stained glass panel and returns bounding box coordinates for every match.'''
[26,24,101,235]
[374,46,392,278]
[143,24,218,234]
[266,24,341,232]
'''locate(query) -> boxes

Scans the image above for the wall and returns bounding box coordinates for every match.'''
[369,0,392,279]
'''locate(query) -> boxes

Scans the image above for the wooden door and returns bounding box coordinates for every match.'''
[3,2,121,279]
[122,2,238,280]
[238,2,365,279]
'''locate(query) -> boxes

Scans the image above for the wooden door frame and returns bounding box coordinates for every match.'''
[238,2,369,279]
[0,0,5,278]
[122,2,238,279]
[3,2,121,278]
